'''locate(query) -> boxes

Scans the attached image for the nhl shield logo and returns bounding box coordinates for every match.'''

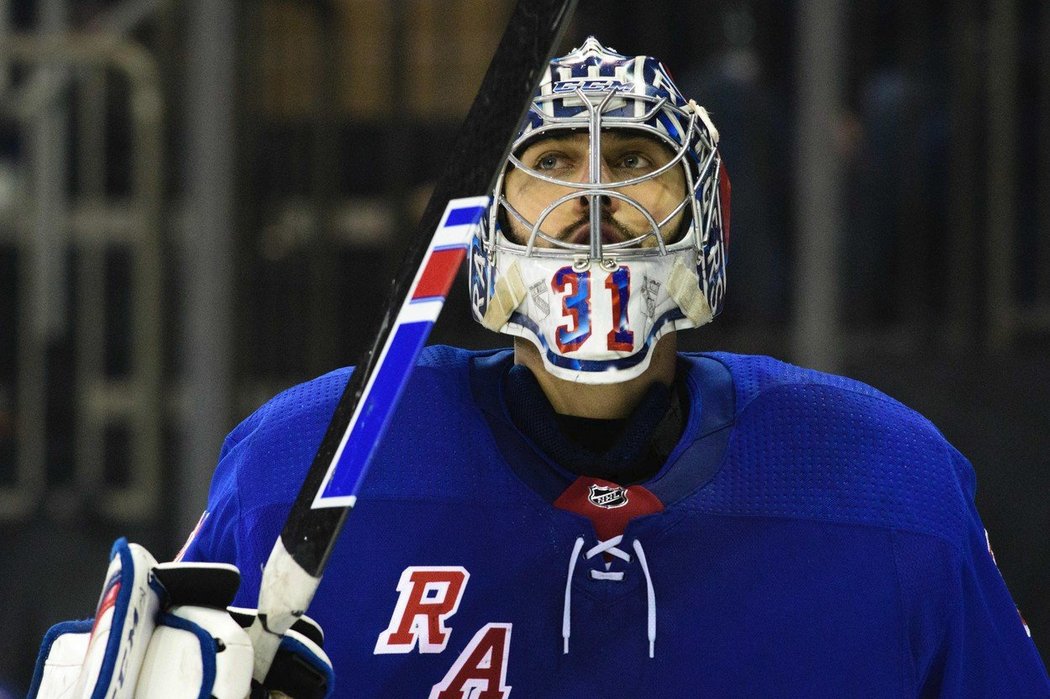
[588,484,629,509]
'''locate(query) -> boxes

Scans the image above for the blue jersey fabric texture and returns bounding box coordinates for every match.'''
[180,346,1049,697]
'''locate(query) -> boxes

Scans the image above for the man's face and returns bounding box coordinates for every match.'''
[502,131,689,249]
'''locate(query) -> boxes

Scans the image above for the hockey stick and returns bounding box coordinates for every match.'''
[247,0,578,680]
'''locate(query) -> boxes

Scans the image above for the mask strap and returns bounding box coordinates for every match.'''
[482,260,528,330]
[666,256,713,326]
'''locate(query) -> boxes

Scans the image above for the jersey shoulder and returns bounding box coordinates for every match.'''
[177,364,352,566]
[181,346,510,562]
[211,365,353,512]
[691,352,976,547]
[212,345,511,509]
[697,351,890,409]
[697,351,936,435]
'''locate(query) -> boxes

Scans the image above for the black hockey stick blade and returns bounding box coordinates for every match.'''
[248,0,577,679]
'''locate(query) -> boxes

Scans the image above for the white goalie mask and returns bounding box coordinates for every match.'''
[469,37,730,384]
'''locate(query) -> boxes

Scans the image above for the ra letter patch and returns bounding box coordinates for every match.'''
[374,566,469,654]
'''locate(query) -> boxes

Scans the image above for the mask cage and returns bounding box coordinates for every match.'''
[489,87,719,267]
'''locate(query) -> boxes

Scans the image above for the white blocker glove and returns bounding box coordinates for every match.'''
[28,538,333,699]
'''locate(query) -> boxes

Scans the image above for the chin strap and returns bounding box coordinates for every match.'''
[482,259,527,330]
[667,256,713,326]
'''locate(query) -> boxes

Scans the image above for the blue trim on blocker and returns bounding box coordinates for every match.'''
[28,618,95,697]
[321,320,433,501]
[509,308,686,373]
[280,634,336,697]
[90,538,135,699]
[157,612,217,699]
[148,573,168,603]
[444,205,486,227]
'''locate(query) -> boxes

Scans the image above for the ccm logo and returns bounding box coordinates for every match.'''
[552,78,631,93]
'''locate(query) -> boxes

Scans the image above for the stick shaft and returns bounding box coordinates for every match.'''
[248,0,577,681]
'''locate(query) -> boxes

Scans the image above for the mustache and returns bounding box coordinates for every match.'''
[557,214,634,242]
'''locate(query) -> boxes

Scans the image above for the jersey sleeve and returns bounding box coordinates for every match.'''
[174,399,270,573]
[895,445,1049,695]
[173,368,351,608]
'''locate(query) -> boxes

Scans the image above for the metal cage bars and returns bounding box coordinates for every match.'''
[0,33,163,521]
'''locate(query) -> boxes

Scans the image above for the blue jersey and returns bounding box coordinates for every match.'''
[179,347,1049,697]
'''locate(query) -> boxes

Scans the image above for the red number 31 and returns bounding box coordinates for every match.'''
[552,266,634,354]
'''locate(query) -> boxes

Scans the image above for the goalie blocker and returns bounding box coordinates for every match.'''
[29,538,333,699]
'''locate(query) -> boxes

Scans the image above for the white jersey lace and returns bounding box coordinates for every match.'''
[562,535,657,658]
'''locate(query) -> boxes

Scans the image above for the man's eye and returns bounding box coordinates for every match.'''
[619,153,652,169]
[535,154,564,170]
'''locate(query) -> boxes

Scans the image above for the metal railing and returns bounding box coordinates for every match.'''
[791,0,1050,366]
[0,33,163,521]
[985,0,1050,348]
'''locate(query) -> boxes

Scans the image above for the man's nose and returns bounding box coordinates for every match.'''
[574,192,620,213]
[573,193,619,215]
[571,160,620,214]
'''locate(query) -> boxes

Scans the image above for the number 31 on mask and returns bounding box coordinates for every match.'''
[552,266,634,353]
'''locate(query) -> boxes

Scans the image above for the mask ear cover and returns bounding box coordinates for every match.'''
[667,257,713,326]
[481,261,527,331]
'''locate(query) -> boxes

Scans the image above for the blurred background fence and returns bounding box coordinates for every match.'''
[1,0,1048,690]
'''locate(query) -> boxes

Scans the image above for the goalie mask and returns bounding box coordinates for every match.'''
[469,37,731,384]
